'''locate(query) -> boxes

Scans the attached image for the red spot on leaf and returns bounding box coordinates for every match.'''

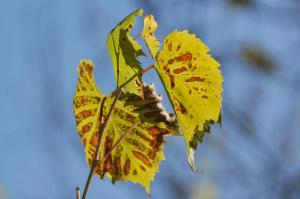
[149,127,161,136]
[177,102,187,114]
[94,164,101,174]
[82,138,87,146]
[81,110,92,118]
[80,97,86,104]
[132,151,151,166]
[194,125,199,132]
[149,127,169,137]
[168,43,172,51]
[150,140,160,150]
[185,77,205,82]
[168,59,174,64]
[170,75,175,89]
[103,137,114,175]
[148,150,156,160]
[115,157,122,176]
[173,66,188,74]
[106,159,113,175]
[89,132,99,147]
[82,124,91,134]
[140,165,146,171]
[163,65,169,71]
[133,169,137,175]
[176,52,193,62]
[124,159,130,175]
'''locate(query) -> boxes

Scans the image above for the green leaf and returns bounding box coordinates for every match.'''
[106,8,145,97]
[154,30,223,171]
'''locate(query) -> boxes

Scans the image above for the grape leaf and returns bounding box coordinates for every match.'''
[154,30,223,170]
[142,15,160,59]
[97,92,173,194]
[106,8,145,97]
[73,60,177,193]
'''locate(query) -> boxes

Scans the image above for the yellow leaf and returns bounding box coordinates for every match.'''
[154,30,223,170]
[142,15,160,59]
[73,60,178,193]
[73,60,104,167]
[97,93,170,194]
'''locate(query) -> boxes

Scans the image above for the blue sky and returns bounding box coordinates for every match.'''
[1,0,299,199]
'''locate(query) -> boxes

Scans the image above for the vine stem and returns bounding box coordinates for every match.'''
[80,65,154,199]
[76,187,80,199]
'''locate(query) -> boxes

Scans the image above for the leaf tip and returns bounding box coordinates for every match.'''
[142,182,152,196]
[188,147,196,172]
[136,8,143,16]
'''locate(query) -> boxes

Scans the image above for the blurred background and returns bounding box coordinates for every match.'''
[1,0,300,198]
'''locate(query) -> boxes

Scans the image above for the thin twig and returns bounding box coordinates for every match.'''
[76,187,80,199]
[81,65,154,199]
[81,97,107,199]
[115,65,154,93]
[143,65,154,74]
[82,93,120,199]
[81,162,96,199]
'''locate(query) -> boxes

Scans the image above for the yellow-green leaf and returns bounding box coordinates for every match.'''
[98,93,173,194]
[73,60,177,193]
[106,8,145,97]
[73,59,105,172]
[142,15,160,59]
[154,30,223,170]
